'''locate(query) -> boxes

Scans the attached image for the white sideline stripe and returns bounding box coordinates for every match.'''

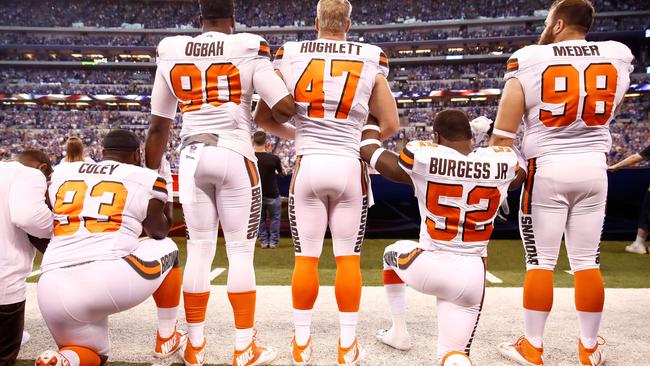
[565,270,574,276]
[27,270,41,279]
[485,271,503,284]
[209,267,226,281]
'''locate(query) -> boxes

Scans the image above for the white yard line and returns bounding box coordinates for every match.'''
[209,267,226,281]
[565,270,574,276]
[27,270,41,279]
[485,271,503,284]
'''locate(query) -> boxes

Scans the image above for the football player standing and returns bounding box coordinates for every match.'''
[255,0,399,364]
[145,0,295,365]
[490,1,634,365]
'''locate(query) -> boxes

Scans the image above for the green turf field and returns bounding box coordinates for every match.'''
[29,238,650,288]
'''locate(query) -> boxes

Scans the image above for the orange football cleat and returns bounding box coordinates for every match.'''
[153,328,187,358]
[497,336,544,365]
[291,336,313,365]
[182,338,207,366]
[337,338,364,366]
[579,337,606,366]
[232,338,278,366]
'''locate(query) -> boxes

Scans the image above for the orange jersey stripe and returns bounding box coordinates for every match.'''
[399,151,414,165]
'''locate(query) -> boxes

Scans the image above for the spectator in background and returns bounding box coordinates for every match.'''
[254,131,283,249]
[609,143,650,254]
[60,136,95,164]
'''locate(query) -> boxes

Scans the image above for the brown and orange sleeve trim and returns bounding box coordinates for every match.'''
[259,41,271,59]
[153,177,168,194]
[506,58,519,73]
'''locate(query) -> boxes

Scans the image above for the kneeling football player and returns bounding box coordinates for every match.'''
[35,130,185,366]
[360,110,526,365]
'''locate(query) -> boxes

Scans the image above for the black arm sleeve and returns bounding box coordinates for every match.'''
[640,144,650,160]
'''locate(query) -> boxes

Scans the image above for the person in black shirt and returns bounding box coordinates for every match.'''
[254,131,284,248]
[609,143,650,254]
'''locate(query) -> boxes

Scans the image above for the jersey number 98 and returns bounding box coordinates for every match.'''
[540,63,618,128]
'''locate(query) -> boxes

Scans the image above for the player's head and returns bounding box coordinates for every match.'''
[198,0,235,34]
[432,109,473,148]
[253,130,267,147]
[16,149,53,180]
[539,0,594,45]
[64,136,84,162]
[316,0,352,37]
[102,129,141,166]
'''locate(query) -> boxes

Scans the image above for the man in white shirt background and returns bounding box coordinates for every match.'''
[0,150,53,366]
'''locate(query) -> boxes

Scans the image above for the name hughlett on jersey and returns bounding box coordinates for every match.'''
[299,40,362,55]
[184,41,224,57]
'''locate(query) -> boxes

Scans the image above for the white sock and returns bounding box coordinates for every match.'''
[524,309,549,348]
[59,350,80,366]
[339,311,359,348]
[635,234,646,244]
[235,328,255,351]
[157,307,178,339]
[293,308,313,346]
[384,283,407,330]
[187,321,205,348]
[577,311,602,349]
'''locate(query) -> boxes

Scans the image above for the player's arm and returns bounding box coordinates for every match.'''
[609,144,650,171]
[9,169,53,241]
[368,74,400,140]
[360,116,411,185]
[146,67,176,169]
[142,198,171,240]
[254,70,296,140]
[509,167,527,191]
[252,56,296,122]
[490,78,525,147]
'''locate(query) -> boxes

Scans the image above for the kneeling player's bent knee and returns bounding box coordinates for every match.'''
[383,240,420,270]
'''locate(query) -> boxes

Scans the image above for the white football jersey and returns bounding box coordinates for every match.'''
[504,40,634,159]
[41,161,168,272]
[274,39,389,157]
[151,32,289,161]
[399,142,519,256]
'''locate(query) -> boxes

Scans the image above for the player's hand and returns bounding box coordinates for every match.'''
[470,116,493,143]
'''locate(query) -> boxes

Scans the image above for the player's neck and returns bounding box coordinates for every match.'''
[254,146,266,153]
[554,31,586,43]
[318,32,346,41]
[203,25,232,34]
[442,142,474,156]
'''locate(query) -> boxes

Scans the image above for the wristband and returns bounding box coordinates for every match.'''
[361,139,381,147]
[492,128,517,139]
[362,125,381,132]
[369,148,386,169]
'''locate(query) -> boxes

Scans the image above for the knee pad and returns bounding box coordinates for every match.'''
[225,240,256,292]
[441,351,474,366]
[183,240,217,293]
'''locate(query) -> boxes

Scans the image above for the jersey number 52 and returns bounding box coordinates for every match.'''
[540,63,618,127]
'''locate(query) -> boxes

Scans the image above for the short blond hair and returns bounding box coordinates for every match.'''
[317,0,352,34]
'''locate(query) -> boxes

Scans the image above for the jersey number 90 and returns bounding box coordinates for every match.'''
[540,63,618,128]
[170,63,242,113]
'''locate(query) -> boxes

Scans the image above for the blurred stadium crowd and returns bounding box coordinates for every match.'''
[0,0,648,172]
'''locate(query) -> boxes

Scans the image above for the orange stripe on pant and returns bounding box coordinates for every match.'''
[523,269,553,312]
[292,256,320,310]
[289,156,302,195]
[153,267,182,308]
[228,290,256,329]
[183,291,210,323]
[335,256,362,312]
[521,159,537,215]
[574,269,604,312]
[383,269,403,285]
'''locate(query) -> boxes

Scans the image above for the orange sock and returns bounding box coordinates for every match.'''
[59,346,101,366]
[523,269,554,312]
[383,269,403,285]
[183,291,210,324]
[228,290,256,329]
[574,269,604,312]
[335,256,362,312]
[292,256,320,310]
[154,267,182,308]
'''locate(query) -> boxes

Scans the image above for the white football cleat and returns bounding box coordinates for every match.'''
[625,241,647,254]
[498,336,544,365]
[35,350,70,366]
[376,326,412,350]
